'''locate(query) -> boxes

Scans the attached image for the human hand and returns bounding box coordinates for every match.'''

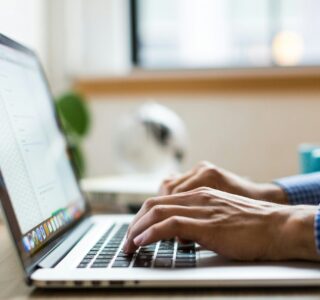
[124,187,319,261]
[160,161,287,204]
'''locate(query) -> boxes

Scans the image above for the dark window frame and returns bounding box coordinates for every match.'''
[130,0,139,66]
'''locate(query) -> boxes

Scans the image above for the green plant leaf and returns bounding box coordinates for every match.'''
[56,92,90,137]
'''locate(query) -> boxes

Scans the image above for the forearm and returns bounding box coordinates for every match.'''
[255,183,288,204]
[257,174,320,261]
[252,173,320,206]
[215,172,320,260]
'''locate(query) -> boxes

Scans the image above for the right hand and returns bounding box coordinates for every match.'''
[160,161,287,204]
[125,187,317,261]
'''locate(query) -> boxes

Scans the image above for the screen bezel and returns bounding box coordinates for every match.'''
[0,33,91,278]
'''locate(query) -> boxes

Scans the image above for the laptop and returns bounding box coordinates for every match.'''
[1,33,320,289]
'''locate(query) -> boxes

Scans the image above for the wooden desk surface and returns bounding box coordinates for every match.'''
[1,223,320,300]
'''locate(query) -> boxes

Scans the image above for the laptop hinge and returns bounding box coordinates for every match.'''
[38,218,93,268]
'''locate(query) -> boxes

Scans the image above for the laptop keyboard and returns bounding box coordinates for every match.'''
[77,223,196,269]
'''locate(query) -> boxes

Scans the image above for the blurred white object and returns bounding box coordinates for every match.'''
[114,103,188,175]
[80,174,164,211]
[81,173,162,196]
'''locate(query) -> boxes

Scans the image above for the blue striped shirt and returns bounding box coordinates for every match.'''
[275,172,320,254]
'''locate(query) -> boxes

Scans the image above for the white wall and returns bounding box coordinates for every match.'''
[83,90,320,182]
[46,0,131,95]
[0,0,47,67]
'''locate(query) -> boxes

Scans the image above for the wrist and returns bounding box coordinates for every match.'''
[255,183,288,204]
[275,205,320,261]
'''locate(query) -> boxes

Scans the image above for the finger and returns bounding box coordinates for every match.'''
[127,189,206,239]
[127,192,194,239]
[167,162,213,195]
[158,174,180,195]
[160,170,195,195]
[171,173,207,194]
[133,216,204,248]
[160,162,211,195]
[160,173,181,184]
[125,205,210,253]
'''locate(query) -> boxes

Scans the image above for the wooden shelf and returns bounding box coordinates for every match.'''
[74,67,320,97]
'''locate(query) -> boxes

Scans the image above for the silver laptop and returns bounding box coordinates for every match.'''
[1,33,320,289]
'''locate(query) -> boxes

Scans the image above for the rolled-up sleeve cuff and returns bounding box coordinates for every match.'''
[274,172,320,205]
[315,210,320,254]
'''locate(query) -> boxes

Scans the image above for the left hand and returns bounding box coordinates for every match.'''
[159,161,287,204]
[124,187,319,261]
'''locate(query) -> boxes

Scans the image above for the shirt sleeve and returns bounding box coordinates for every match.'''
[275,173,320,254]
[315,210,320,254]
[274,172,320,205]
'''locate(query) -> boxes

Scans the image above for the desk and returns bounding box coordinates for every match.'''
[1,224,320,299]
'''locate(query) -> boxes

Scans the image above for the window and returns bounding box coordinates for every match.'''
[131,0,320,70]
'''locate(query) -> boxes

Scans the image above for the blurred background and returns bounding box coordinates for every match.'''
[1,0,320,184]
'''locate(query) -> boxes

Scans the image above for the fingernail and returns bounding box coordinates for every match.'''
[134,234,144,246]
[123,241,128,251]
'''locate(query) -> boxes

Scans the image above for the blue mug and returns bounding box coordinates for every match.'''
[299,144,320,174]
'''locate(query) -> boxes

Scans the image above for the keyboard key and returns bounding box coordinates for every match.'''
[94,261,111,266]
[158,244,174,249]
[81,259,92,263]
[136,254,154,260]
[140,244,156,250]
[176,254,195,259]
[91,263,109,268]
[133,259,152,268]
[156,253,173,258]
[94,256,111,260]
[159,247,173,251]
[103,246,119,250]
[101,250,117,254]
[112,261,131,268]
[154,258,172,268]
[114,256,132,262]
[157,250,174,254]
[97,253,114,257]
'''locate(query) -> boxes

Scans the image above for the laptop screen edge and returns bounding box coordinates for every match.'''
[0,33,91,279]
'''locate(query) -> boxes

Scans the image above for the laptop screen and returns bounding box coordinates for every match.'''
[0,37,86,260]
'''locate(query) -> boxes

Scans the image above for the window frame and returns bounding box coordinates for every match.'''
[130,0,320,72]
[130,0,139,66]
